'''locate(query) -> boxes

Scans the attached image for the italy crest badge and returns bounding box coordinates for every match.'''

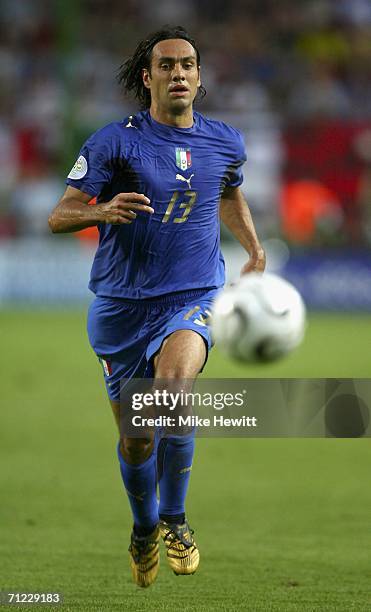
[175,147,192,171]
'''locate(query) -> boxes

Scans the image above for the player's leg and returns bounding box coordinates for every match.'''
[111,399,157,522]
[95,362,159,541]
[154,329,204,524]
[111,381,160,589]
[111,398,160,588]
[153,329,205,575]
[87,297,160,587]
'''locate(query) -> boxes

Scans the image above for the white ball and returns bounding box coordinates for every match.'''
[212,273,306,362]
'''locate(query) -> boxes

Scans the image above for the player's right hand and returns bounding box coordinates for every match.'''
[97,193,154,224]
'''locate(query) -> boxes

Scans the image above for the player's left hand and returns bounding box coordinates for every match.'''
[240,247,266,275]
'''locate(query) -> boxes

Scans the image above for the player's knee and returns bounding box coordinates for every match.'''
[120,437,154,464]
[155,365,195,380]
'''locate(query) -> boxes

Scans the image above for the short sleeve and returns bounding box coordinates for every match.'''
[66,125,117,197]
[224,130,247,188]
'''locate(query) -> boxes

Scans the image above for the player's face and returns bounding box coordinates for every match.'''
[143,39,201,115]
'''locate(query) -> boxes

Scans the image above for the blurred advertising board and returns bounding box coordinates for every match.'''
[0,240,370,310]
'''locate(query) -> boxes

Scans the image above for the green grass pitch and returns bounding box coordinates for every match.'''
[1,310,370,611]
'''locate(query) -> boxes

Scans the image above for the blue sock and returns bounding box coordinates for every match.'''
[117,443,159,532]
[157,433,195,521]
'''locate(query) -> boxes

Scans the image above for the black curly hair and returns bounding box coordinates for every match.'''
[117,25,206,109]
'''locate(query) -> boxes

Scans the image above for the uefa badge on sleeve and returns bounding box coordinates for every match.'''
[68,155,88,179]
[175,147,192,171]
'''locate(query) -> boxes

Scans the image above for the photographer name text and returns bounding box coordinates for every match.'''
[131,415,258,428]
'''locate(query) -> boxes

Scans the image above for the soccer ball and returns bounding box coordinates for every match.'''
[211,273,306,362]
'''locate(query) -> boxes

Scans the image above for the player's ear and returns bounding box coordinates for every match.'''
[197,66,201,88]
[142,68,151,90]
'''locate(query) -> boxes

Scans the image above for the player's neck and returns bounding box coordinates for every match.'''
[149,106,194,128]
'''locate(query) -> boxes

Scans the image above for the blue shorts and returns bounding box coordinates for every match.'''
[87,288,220,401]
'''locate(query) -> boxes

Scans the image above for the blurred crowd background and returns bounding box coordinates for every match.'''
[1,0,371,306]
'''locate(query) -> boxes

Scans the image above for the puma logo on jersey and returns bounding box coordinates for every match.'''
[176,173,194,190]
[125,116,137,129]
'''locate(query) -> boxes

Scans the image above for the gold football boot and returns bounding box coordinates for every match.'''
[128,526,160,587]
[159,519,200,575]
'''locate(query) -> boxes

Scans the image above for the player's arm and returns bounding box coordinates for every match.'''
[48,186,154,234]
[220,186,266,274]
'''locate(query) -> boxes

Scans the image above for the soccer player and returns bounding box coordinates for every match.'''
[48,26,265,587]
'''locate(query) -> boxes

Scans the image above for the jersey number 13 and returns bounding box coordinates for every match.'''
[161,190,197,224]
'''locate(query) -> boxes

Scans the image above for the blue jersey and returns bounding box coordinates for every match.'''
[66,110,246,299]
